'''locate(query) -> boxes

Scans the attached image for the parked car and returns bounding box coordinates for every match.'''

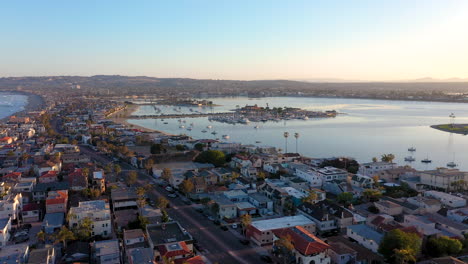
[260,255,273,263]
[22,224,32,230]
[207,216,215,221]
[168,193,178,198]
[183,199,192,205]
[220,225,228,231]
[231,223,238,229]
[213,220,221,225]
[165,186,174,192]
[239,239,250,245]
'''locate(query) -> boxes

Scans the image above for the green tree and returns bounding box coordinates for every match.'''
[127,171,138,186]
[393,249,416,264]
[200,197,211,205]
[37,230,46,243]
[161,168,172,182]
[55,226,76,249]
[240,214,252,236]
[363,189,382,202]
[372,157,378,162]
[381,153,396,163]
[175,144,185,151]
[302,190,318,204]
[275,234,295,264]
[194,150,226,167]
[138,215,150,229]
[157,197,169,209]
[179,179,194,196]
[144,158,154,174]
[150,143,163,154]
[194,143,205,151]
[74,217,93,240]
[211,202,220,217]
[378,229,422,263]
[161,210,170,223]
[426,236,462,257]
[337,192,353,205]
[114,164,121,176]
[82,167,90,178]
[257,171,266,181]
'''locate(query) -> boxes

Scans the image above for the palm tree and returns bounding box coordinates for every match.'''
[55,226,75,249]
[294,132,299,153]
[283,132,289,153]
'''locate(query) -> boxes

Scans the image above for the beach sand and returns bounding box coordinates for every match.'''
[108,104,172,135]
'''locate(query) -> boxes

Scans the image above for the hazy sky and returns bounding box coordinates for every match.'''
[1,0,468,80]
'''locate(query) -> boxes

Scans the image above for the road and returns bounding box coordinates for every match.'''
[79,145,267,264]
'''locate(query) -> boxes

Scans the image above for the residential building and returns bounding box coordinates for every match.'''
[246,215,315,246]
[43,213,64,234]
[294,167,323,187]
[328,242,358,264]
[111,187,138,211]
[373,200,403,216]
[327,236,385,264]
[0,244,29,264]
[358,161,396,176]
[447,207,468,223]
[424,190,467,208]
[32,182,68,201]
[46,190,68,213]
[0,193,22,221]
[406,196,441,214]
[210,195,237,219]
[92,239,121,264]
[38,171,58,184]
[21,203,40,223]
[298,201,354,234]
[0,218,11,247]
[346,224,383,253]
[247,192,273,215]
[351,174,373,188]
[68,168,88,191]
[273,226,330,264]
[146,222,194,262]
[419,168,468,191]
[314,166,348,182]
[92,170,106,193]
[126,247,155,264]
[27,247,55,264]
[69,200,112,238]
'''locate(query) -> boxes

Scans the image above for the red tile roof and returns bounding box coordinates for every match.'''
[273,226,330,255]
[158,242,191,258]
[46,190,68,205]
[4,172,22,179]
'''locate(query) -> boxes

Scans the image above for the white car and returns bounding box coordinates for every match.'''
[231,223,238,229]
[165,186,174,192]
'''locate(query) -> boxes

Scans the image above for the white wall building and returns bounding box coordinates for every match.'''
[424,190,467,208]
[69,200,112,238]
[294,168,323,188]
[358,162,396,176]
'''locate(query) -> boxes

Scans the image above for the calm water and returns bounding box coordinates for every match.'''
[0,93,28,120]
[128,97,468,171]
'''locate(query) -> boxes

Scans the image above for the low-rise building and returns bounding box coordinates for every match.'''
[298,201,354,234]
[0,218,11,247]
[424,190,467,208]
[358,161,396,176]
[21,203,40,223]
[43,213,64,234]
[92,239,121,264]
[0,193,22,221]
[46,190,68,214]
[246,215,315,246]
[346,224,383,253]
[27,247,55,264]
[419,168,468,191]
[146,222,194,262]
[69,200,112,238]
[0,244,29,264]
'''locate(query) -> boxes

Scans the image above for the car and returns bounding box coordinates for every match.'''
[195,208,203,213]
[260,255,273,263]
[207,216,215,221]
[231,223,238,229]
[213,220,221,225]
[165,186,174,192]
[22,224,32,230]
[239,239,250,245]
[168,193,178,198]
[220,225,228,231]
[183,200,192,205]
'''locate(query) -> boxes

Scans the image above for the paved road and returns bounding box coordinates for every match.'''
[79,145,267,264]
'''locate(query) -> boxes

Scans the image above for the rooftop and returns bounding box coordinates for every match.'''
[251,215,313,232]
[94,239,120,257]
[146,222,192,246]
[348,224,383,244]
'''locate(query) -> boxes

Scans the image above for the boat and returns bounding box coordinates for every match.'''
[302,116,309,120]
[421,157,432,163]
[211,131,218,135]
[255,141,261,143]
[404,156,415,162]
[186,127,192,131]
[222,135,230,139]
[201,129,208,133]
[447,161,457,168]
[254,125,259,129]
[239,118,250,124]
[408,147,416,152]
[206,125,213,129]
[163,122,168,124]
[179,125,185,129]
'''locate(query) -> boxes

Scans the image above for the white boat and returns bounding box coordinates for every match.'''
[222,135,230,139]
[302,116,309,120]
[179,125,185,129]
[447,161,457,167]
[239,118,250,124]
[186,127,192,131]
[404,156,415,162]
[421,158,432,163]
[408,147,416,152]
[254,125,259,129]
[207,125,213,129]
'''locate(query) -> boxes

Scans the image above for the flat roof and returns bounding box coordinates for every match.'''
[251,215,313,232]
[146,222,192,246]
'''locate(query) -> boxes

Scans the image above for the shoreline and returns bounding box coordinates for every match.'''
[431,124,468,135]
[0,91,45,123]
[108,104,174,135]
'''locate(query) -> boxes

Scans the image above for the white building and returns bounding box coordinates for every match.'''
[314,166,348,182]
[447,207,468,223]
[346,224,383,253]
[294,168,323,188]
[0,218,11,247]
[69,200,112,238]
[419,168,468,191]
[424,190,467,208]
[358,161,396,176]
[0,193,22,221]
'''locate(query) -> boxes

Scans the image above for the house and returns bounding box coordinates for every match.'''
[426,213,468,238]
[327,236,385,264]
[92,170,106,193]
[54,144,80,154]
[346,224,383,253]
[43,213,65,234]
[351,174,373,188]
[0,193,22,221]
[92,239,121,264]
[358,161,396,176]
[298,201,354,234]
[314,166,348,182]
[0,244,29,264]
[224,189,248,202]
[36,161,61,176]
[373,200,403,216]
[230,155,252,169]
[27,247,56,264]
[111,187,138,211]
[294,167,323,187]
[210,195,237,219]
[69,200,112,238]
[61,154,90,164]
[273,226,330,264]
[246,215,315,246]
[424,190,467,208]
[46,190,68,214]
[0,218,11,247]
[13,181,34,192]
[328,241,358,264]
[22,203,40,223]
[248,193,273,215]
[376,166,416,182]
[126,247,155,264]
[419,168,468,191]
[402,214,440,236]
[447,207,468,223]
[39,171,58,184]
[68,168,88,191]
[146,222,194,262]
[406,196,441,214]
[32,182,69,201]
[123,229,147,249]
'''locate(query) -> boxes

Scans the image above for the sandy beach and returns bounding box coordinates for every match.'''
[108,104,173,135]
[0,92,45,123]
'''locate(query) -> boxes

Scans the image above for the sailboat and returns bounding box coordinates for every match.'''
[447,153,457,168]
[421,154,432,163]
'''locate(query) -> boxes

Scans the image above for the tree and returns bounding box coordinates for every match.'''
[426,236,462,257]
[37,230,46,243]
[150,143,163,154]
[144,158,154,174]
[257,171,266,181]
[302,190,318,204]
[55,226,76,249]
[74,217,93,240]
[82,167,90,178]
[138,215,150,229]
[211,202,220,217]
[194,150,226,167]
[194,143,205,151]
[200,197,211,205]
[393,249,416,264]
[179,179,194,196]
[161,210,170,223]
[381,154,396,163]
[240,214,252,236]
[127,171,138,186]
[175,144,185,151]
[372,157,378,162]
[161,168,172,182]
[378,229,421,263]
[275,234,295,264]
[157,197,169,209]
[114,164,121,176]
[363,189,382,202]
[337,192,353,205]
[231,171,240,181]
[136,187,147,208]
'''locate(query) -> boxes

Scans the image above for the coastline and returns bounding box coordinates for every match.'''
[108,104,174,135]
[0,92,45,123]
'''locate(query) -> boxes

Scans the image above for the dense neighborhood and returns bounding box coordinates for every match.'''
[0,93,467,264]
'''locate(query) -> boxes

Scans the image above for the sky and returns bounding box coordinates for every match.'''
[1,0,468,81]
